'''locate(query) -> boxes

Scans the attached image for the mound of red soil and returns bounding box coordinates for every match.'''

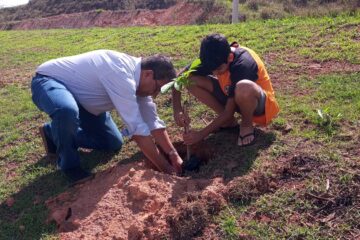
[1,2,225,30]
[45,160,226,239]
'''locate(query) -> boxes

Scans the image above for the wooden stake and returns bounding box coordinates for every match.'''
[183,102,191,161]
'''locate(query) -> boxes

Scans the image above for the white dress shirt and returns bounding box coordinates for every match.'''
[36,49,165,137]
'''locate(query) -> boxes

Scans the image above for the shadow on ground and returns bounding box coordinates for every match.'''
[184,128,276,181]
[0,149,120,239]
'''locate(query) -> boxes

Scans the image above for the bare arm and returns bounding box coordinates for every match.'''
[183,98,237,145]
[132,135,175,174]
[151,128,183,174]
[201,98,237,136]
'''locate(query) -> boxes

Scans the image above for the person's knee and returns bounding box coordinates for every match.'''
[235,80,260,100]
[106,135,123,152]
[53,106,79,129]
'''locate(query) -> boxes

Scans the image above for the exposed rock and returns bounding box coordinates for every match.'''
[0,2,226,30]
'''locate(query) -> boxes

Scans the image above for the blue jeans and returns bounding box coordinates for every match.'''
[31,74,123,170]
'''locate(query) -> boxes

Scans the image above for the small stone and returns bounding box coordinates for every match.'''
[283,124,293,134]
[309,64,321,69]
[128,184,148,200]
[6,197,15,207]
[59,221,80,232]
[129,168,136,177]
[51,209,68,224]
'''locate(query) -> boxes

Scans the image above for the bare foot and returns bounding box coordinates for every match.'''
[237,125,255,146]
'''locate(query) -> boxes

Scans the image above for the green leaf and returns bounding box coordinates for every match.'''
[160,59,201,94]
[174,81,182,91]
[160,81,175,93]
[189,58,201,69]
[317,109,323,119]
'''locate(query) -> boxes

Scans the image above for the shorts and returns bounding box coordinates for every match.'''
[209,76,266,116]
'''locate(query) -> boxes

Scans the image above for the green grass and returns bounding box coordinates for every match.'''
[219,211,240,239]
[0,85,38,145]
[276,73,360,141]
[1,12,359,239]
[231,0,359,21]
[0,12,359,72]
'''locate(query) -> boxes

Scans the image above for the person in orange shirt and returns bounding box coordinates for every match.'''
[172,33,279,146]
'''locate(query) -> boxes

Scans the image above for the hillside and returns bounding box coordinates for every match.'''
[0,0,178,22]
[0,1,226,30]
[0,13,359,239]
[0,2,226,30]
[0,0,359,30]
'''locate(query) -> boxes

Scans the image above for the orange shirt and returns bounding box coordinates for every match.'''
[216,46,279,126]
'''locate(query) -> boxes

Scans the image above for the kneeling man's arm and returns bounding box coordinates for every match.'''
[132,134,176,174]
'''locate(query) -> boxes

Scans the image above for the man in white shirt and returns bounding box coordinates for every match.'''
[31,50,183,182]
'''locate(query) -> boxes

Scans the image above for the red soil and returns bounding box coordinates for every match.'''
[1,2,224,30]
[46,160,225,239]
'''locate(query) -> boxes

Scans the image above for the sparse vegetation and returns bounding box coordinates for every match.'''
[0,0,359,25]
[219,212,240,239]
[0,0,178,22]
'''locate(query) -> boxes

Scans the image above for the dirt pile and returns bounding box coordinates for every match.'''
[1,2,225,30]
[45,160,226,239]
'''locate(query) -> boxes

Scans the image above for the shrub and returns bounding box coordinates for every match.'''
[292,0,308,7]
[260,9,272,19]
[239,14,247,22]
[283,1,296,13]
[319,0,338,4]
[247,0,259,11]
[314,108,342,135]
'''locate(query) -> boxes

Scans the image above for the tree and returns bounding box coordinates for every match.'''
[232,0,239,24]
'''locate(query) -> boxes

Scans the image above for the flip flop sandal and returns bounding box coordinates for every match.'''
[237,130,257,147]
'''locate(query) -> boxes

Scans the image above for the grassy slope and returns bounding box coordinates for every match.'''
[0,12,359,239]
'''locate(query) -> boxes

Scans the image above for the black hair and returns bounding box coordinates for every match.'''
[200,33,231,71]
[141,55,176,81]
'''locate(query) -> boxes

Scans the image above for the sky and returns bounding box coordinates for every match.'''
[0,0,29,8]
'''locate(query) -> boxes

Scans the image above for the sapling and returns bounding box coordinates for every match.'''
[160,59,201,93]
[316,107,342,135]
[161,59,201,161]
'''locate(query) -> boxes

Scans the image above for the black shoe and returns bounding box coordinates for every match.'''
[62,167,93,185]
[39,125,57,157]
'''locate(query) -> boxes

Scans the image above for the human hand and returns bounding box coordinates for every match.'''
[169,153,183,174]
[183,130,204,145]
[174,111,191,127]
